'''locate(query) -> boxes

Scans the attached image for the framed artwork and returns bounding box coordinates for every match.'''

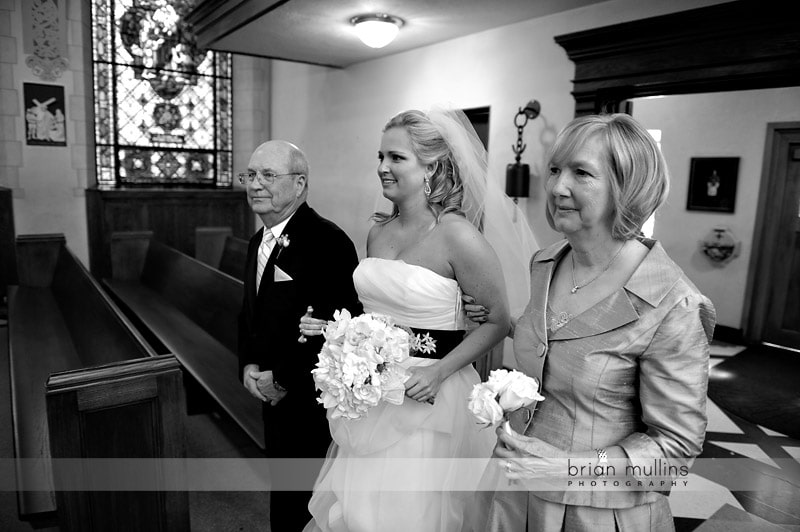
[686,157,739,213]
[23,83,67,146]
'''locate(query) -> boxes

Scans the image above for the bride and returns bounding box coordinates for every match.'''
[300,108,537,532]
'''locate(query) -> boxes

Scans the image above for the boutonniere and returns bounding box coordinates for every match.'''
[275,234,290,259]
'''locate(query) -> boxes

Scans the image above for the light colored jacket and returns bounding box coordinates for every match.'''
[514,238,716,509]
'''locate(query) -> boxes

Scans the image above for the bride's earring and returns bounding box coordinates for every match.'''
[423,176,432,197]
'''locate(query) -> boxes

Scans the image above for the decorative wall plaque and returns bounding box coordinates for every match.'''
[23,83,67,146]
[22,0,70,81]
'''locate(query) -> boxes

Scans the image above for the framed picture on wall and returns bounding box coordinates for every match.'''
[686,157,739,213]
[23,83,67,146]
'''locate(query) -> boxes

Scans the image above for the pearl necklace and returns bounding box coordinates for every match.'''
[570,241,626,294]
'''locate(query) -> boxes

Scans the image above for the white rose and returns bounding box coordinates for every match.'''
[368,327,388,350]
[468,383,504,426]
[353,317,374,337]
[485,369,512,395]
[352,378,381,407]
[498,371,544,411]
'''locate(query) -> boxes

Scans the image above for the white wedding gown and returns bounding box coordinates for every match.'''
[305,258,496,532]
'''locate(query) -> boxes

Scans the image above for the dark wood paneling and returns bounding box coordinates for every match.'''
[195,225,232,267]
[109,231,153,281]
[0,186,17,295]
[15,234,65,287]
[218,235,248,281]
[555,2,800,116]
[86,188,254,279]
[46,355,189,532]
[193,226,248,281]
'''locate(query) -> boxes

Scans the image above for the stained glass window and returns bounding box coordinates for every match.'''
[92,0,232,188]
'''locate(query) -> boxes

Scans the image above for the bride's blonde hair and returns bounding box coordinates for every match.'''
[372,110,466,224]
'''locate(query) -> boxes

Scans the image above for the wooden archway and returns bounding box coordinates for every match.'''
[555,2,800,116]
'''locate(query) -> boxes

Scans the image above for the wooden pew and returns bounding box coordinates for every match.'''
[105,231,264,450]
[195,225,249,281]
[218,234,249,281]
[195,226,232,268]
[7,234,188,529]
[46,356,187,532]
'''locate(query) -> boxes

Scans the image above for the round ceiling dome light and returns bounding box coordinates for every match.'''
[350,13,404,49]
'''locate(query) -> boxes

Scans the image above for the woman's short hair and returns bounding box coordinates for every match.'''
[546,113,670,240]
[373,110,465,224]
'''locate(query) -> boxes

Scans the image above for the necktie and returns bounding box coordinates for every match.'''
[255,229,276,291]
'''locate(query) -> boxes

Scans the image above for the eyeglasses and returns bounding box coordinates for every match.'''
[237,170,303,185]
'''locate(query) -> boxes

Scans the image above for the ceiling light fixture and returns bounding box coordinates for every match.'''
[350,13,404,49]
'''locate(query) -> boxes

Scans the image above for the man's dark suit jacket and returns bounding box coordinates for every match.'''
[238,201,362,459]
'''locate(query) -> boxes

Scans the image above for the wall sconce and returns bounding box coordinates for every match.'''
[506,100,541,203]
[350,14,404,49]
[700,226,741,266]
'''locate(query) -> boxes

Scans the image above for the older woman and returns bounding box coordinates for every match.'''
[475,113,715,531]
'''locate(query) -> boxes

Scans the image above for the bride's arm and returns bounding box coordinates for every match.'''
[435,220,511,381]
[463,294,517,339]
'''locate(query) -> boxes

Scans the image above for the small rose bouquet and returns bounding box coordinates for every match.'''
[468,369,544,435]
[311,309,434,420]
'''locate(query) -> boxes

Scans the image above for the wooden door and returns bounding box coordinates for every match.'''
[746,125,800,350]
[764,142,800,348]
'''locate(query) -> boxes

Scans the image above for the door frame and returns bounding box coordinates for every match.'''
[743,124,800,344]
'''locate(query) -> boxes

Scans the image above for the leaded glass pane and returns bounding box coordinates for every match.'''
[119,148,214,185]
[92,0,232,188]
[92,0,112,62]
[93,62,114,145]
[96,146,115,186]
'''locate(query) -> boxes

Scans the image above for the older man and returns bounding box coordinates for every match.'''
[238,140,361,531]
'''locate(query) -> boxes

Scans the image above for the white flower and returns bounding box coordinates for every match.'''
[324,309,351,342]
[311,309,415,420]
[277,234,290,248]
[467,383,505,427]
[411,332,437,355]
[498,371,544,411]
[467,369,544,429]
[485,369,512,395]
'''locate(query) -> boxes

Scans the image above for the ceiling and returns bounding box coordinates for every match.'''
[188,0,610,68]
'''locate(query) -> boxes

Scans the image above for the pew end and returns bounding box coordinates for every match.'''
[195,226,248,281]
[46,355,189,532]
[195,225,232,268]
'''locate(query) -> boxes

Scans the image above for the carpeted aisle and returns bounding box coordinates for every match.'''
[708,345,800,440]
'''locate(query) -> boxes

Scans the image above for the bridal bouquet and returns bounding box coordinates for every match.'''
[468,369,544,435]
[312,309,434,420]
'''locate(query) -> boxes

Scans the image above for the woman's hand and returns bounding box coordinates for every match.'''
[462,293,515,339]
[404,364,444,404]
[494,425,566,480]
[462,293,489,324]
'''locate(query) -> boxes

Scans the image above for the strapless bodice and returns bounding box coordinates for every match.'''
[353,257,465,330]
